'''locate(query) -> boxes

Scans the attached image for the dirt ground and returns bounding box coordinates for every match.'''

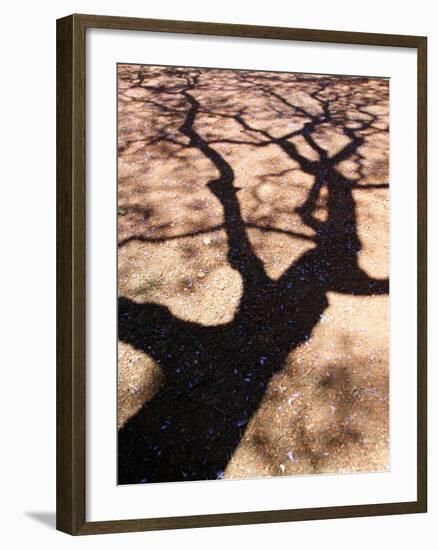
[117,65,389,484]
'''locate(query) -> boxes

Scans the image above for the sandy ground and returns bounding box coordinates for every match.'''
[117,65,389,483]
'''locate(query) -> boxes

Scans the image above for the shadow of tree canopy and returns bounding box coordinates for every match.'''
[117,65,389,484]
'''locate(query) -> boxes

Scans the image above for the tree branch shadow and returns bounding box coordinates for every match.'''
[117,67,389,484]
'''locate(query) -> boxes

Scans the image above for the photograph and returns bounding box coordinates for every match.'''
[116,64,390,485]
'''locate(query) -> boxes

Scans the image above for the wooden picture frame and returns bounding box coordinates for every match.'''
[57,13,427,535]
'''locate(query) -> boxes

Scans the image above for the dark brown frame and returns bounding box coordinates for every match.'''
[57,13,427,535]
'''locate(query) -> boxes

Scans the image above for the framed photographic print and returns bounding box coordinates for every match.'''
[56,14,427,535]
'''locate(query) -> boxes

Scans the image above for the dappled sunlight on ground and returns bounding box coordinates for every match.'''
[117,65,389,484]
[226,292,388,478]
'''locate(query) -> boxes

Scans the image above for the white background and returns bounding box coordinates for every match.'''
[87,30,417,521]
[0,0,436,548]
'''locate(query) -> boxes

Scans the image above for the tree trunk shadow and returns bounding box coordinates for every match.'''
[117,70,389,484]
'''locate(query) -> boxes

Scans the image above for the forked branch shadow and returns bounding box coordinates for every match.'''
[117,67,389,485]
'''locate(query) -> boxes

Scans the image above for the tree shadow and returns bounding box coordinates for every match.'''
[117,67,389,484]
